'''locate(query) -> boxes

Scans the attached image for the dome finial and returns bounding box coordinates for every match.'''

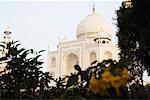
[92,3,95,13]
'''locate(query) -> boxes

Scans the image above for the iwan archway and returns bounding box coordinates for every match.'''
[89,51,96,64]
[63,53,79,75]
[104,51,113,60]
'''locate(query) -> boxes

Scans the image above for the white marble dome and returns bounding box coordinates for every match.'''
[76,12,112,39]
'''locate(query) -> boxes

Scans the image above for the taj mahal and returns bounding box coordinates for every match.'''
[48,5,120,78]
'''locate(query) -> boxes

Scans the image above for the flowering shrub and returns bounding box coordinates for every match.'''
[49,59,131,99]
[0,40,149,99]
[88,60,130,97]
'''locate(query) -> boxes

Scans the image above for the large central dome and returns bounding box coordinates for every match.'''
[76,11,112,39]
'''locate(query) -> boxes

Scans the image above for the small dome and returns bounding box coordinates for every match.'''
[76,12,112,39]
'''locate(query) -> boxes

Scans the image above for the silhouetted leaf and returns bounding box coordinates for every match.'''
[74,65,81,72]
[13,40,20,44]
[91,60,97,65]
[18,48,25,54]
[15,43,21,48]
[67,74,78,87]
[39,50,45,53]
[0,44,5,48]
[97,63,102,67]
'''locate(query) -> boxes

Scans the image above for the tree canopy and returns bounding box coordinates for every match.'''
[116,0,150,79]
[0,40,51,99]
[0,40,149,99]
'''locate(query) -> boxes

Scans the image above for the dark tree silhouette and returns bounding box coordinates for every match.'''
[131,0,150,76]
[116,0,150,85]
[0,40,51,99]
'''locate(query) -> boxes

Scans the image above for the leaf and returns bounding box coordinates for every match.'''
[67,74,78,87]
[18,48,25,54]
[74,65,81,72]
[39,50,45,53]
[13,40,20,44]
[0,57,7,61]
[21,50,30,58]
[97,63,102,67]
[30,49,34,53]
[15,43,21,48]
[0,41,6,44]
[91,60,97,65]
[0,44,5,48]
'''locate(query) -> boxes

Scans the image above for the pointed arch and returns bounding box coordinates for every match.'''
[51,57,56,77]
[89,51,96,64]
[63,53,79,75]
[51,57,56,68]
[104,51,113,60]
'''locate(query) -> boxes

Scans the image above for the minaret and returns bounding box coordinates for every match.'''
[122,0,132,8]
[0,27,11,72]
[2,27,11,57]
[92,3,95,13]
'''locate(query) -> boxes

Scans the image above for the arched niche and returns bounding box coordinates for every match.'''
[51,57,56,78]
[90,51,96,64]
[51,57,56,68]
[104,51,113,60]
[64,53,79,75]
[102,40,106,44]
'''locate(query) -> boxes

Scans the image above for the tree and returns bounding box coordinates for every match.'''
[116,0,150,85]
[116,0,142,84]
[0,40,51,99]
[131,0,150,75]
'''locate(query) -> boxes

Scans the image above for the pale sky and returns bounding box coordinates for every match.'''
[0,0,122,68]
[0,0,122,51]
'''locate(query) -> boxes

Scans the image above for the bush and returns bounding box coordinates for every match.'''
[48,59,130,99]
[0,40,149,99]
[0,40,51,99]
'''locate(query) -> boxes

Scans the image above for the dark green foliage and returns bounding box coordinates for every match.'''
[0,42,149,99]
[132,0,150,75]
[0,40,51,99]
[67,73,78,87]
[40,59,130,99]
[116,0,150,85]
[74,64,81,72]
[0,39,149,99]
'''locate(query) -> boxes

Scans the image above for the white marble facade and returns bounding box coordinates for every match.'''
[48,8,119,78]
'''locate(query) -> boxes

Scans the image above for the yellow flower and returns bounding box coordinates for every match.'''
[98,79,109,96]
[89,74,100,94]
[110,76,122,96]
[104,66,110,71]
[102,71,111,82]
[98,79,110,90]
[121,68,130,83]
[115,87,122,96]
[89,73,109,95]
[110,76,122,89]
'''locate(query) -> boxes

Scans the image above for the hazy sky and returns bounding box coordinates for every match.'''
[0,0,122,67]
[0,0,122,50]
